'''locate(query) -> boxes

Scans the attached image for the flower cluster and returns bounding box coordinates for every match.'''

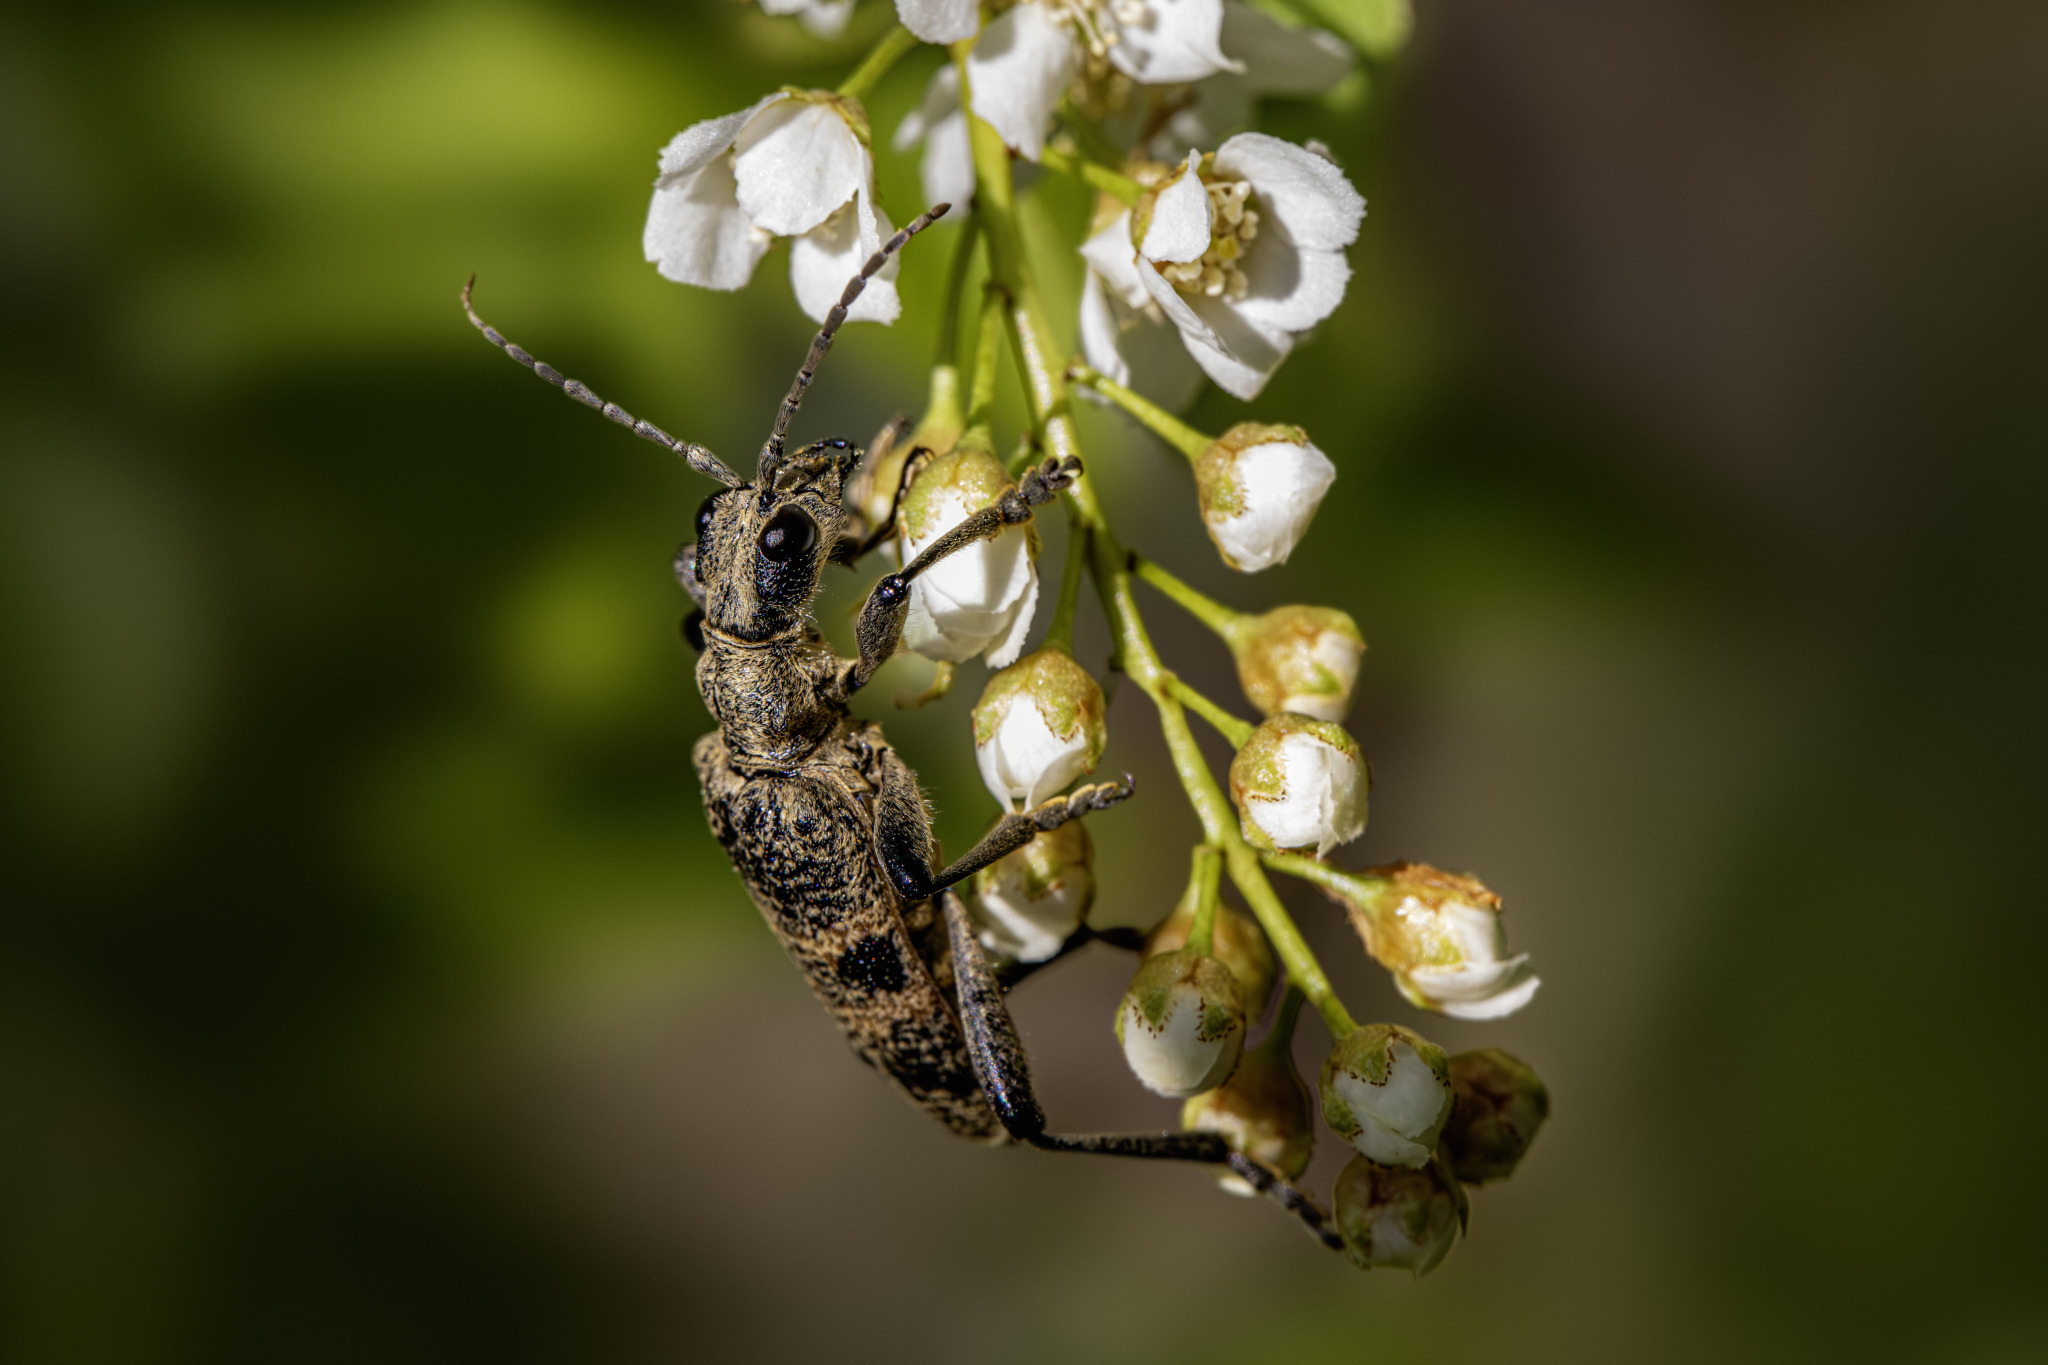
[664,0,1548,1276]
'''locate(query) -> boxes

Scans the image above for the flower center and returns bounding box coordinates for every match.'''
[1156,178,1260,301]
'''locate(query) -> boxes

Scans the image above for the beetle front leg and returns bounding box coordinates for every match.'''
[938,890,1348,1252]
[830,457,1080,699]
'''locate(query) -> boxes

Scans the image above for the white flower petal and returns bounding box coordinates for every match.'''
[902,492,1038,662]
[789,187,900,324]
[897,0,980,44]
[1120,993,1240,1097]
[1230,236,1351,334]
[733,99,868,237]
[967,3,1077,161]
[1241,730,1364,852]
[983,569,1039,667]
[1434,971,1541,1021]
[644,154,774,291]
[1136,256,1227,352]
[1107,0,1241,84]
[1222,1,1352,94]
[655,94,784,181]
[1140,151,1213,264]
[1214,131,1365,252]
[978,700,1090,808]
[1209,437,1334,569]
[1081,211,1148,308]
[1333,1042,1445,1167]
[1079,269,1130,385]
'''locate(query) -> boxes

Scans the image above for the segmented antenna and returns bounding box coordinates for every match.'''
[462,279,744,488]
[758,203,952,486]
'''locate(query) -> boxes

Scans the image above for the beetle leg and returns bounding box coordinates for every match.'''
[939,890,1347,1252]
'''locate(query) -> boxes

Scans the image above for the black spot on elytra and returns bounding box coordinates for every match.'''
[835,934,908,994]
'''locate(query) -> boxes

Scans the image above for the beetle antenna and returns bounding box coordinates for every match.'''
[759,202,951,486]
[463,277,743,488]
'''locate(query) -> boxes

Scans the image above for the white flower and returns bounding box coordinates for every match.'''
[1319,1025,1453,1169]
[757,0,854,39]
[1115,948,1246,1098]
[1228,713,1368,857]
[1348,864,1541,1022]
[1079,133,1365,400]
[1193,422,1336,571]
[1146,3,1354,159]
[644,91,903,325]
[897,448,1040,666]
[971,822,1095,964]
[1224,604,1364,720]
[899,0,1238,163]
[891,66,977,212]
[1333,1155,1463,1276]
[973,649,1108,809]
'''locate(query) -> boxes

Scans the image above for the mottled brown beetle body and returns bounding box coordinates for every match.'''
[463,207,1348,1250]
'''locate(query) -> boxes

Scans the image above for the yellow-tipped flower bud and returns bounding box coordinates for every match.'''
[972,649,1108,810]
[969,823,1095,965]
[1334,1155,1463,1276]
[1144,895,1277,1018]
[1228,713,1369,856]
[1115,948,1246,1098]
[1182,1034,1314,1192]
[1342,862,1540,1021]
[1443,1048,1550,1184]
[1319,1023,1453,1168]
[1223,604,1365,721]
[898,447,1039,667]
[1194,422,1336,572]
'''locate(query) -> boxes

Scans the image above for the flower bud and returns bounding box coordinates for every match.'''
[1193,423,1336,572]
[1182,1035,1314,1192]
[898,447,1040,667]
[1144,896,1276,1018]
[969,822,1095,965]
[1340,861,1540,1021]
[1223,605,1365,721]
[1442,1049,1550,1184]
[1228,714,1368,856]
[972,649,1108,810]
[1319,1023,1452,1168]
[1115,948,1246,1098]
[1333,1155,1462,1276]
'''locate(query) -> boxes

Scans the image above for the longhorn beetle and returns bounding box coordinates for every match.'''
[463,205,1343,1250]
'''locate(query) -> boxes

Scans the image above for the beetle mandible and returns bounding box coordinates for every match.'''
[462,205,1343,1250]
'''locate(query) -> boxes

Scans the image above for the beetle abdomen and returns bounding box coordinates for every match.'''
[695,731,1002,1140]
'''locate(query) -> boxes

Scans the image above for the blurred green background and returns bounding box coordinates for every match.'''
[3,0,2044,1361]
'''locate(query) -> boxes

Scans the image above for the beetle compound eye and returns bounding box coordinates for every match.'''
[758,506,818,564]
[694,494,721,542]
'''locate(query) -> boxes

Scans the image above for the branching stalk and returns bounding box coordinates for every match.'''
[836,23,918,101]
[1068,361,1212,461]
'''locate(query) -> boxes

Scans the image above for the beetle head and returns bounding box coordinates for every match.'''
[684,441,856,641]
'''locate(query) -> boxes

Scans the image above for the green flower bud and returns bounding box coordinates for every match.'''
[972,649,1108,810]
[1319,1023,1452,1168]
[1182,1034,1314,1191]
[1115,948,1246,1098]
[970,822,1095,966]
[1144,895,1277,1017]
[1222,604,1365,721]
[1228,713,1368,856]
[1443,1048,1550,1184]
[1334,1155,1462,1276]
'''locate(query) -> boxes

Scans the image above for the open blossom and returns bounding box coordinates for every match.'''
[971,822,1096,964]
[1116,947,1246,1098]
[1320,1024,1454,1169]
[644,91,903,326]
[1193,423,1336,571]
[1080,133,1365,400]
[755,0,853,38]
[1346,863,1541,1021]
[1229,713,1368,856]
[897,448,1040,666]
[973,648,1108,809]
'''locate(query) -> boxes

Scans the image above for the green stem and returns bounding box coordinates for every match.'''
[1041,513,1087,655]
[836,23,919,102]
[956,63,1355,1040]
[964,284,1006,437]
[1067,362,1213,462]
[1038,145,1144,205]
[1166,676,1255,747]
[934,210,981,370]
[1186,844,1222,956]
[1132,554,1246,640]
